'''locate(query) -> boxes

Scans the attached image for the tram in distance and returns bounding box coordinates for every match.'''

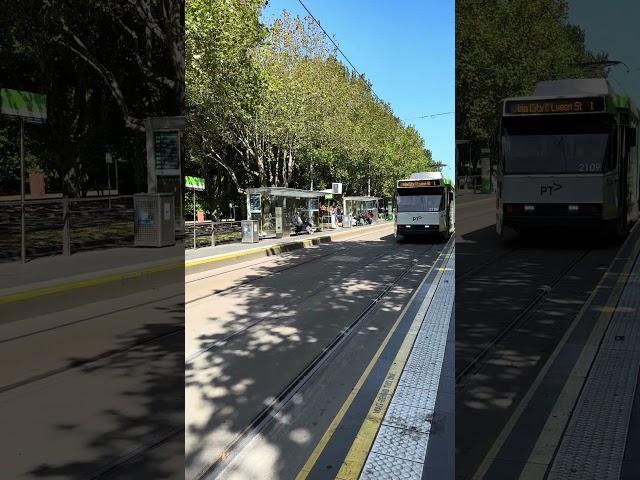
[497,78,639,239]
[394,171,455,240]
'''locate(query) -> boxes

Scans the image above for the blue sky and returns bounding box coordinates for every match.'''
[261,0,455,180]
[568,1,640,106]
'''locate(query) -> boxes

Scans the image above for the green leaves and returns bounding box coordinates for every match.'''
[186,3,436,212]
[456,0,608,154]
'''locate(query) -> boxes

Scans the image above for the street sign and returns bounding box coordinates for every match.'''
[0,88,47,123]
[332,182,343,194]
[105,153,113,164]
[185,176,205,191]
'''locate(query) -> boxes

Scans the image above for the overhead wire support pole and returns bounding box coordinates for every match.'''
[20,118,25,264]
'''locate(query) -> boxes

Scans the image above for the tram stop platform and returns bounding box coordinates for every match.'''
[209,239,454,480]
[476,223,640,480]
[185,221,392,269]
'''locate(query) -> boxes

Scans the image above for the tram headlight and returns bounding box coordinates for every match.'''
[568,205,579,213]
[524,205,535,213]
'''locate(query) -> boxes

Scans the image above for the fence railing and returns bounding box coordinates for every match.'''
[184,220,242,249]
[456,175,482,192]
[0,195,135,262]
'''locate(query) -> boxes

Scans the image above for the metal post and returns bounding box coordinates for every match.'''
[193,188,196,249]
[211,220,216,247]
[62,198,70,256]
[114,157,119,195]
[107,162,112,209]
[20,119,25,263]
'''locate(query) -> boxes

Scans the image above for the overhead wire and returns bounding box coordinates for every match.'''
[296,0,384,103]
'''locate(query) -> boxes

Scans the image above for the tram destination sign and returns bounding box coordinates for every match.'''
[504,96,605,115]
[398,180,440,187]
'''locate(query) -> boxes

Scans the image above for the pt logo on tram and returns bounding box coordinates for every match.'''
[540,183,563,196]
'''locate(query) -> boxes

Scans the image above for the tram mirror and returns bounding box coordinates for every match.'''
[627,127,636,147]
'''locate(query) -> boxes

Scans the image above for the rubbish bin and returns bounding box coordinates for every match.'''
[241,220,259,243]
[134,193,176,247]
[342,215,351,228]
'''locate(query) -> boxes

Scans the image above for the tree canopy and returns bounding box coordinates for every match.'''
[455,0,608,169]
[0,0,183,196]
[186,1,435,216]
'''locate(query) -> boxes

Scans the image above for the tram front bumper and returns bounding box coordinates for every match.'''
[397,224,442,235]
[502,203,605,228]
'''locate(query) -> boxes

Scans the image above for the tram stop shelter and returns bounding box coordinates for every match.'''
[246,187,325,238]
[342,196,381,226]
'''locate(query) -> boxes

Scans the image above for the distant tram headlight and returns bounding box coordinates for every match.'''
[568,205,579,213]
[524,205,535,212]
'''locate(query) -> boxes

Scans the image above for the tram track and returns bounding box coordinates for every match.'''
[0,323,183,394]
[455,247,517,281]
[195,238,452,480]
[456,248,592,386]
[186,240,435,363]
[185,226,394,300]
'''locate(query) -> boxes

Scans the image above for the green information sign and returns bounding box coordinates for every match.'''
[0,88,47,123]
[185,176,205,191]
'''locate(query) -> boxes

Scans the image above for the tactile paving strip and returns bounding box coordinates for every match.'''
[359,452,423,480]
[359,250,454,479]
[548,258,640,480]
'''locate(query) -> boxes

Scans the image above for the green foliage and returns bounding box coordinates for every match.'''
[1,0,183,196]
[456,0,608,163]
[186,2,436,212]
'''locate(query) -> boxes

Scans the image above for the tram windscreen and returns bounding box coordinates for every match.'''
[396,187,444,212]
[502,115,615,174]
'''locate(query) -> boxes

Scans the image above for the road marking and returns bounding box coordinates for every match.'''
[342,250,455,480]
[518,231,640,479]
[185,223,392,268]
[471,226,640,479]
[295,240,452,480]
[0,260,183,305]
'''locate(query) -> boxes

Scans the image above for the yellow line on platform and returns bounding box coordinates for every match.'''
[0,260,183,305]
[295,241,452,480]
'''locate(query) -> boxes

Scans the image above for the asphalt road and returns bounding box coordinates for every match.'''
[0,266,184,480]
[455,193,618,480]
[185,224,447,480]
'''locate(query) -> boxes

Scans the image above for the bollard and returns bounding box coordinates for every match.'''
[62,199,71,256]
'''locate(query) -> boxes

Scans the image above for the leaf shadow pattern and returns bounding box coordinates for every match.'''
[185,232,441,479]
[15,288,186,479]
[455,223,618,479]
